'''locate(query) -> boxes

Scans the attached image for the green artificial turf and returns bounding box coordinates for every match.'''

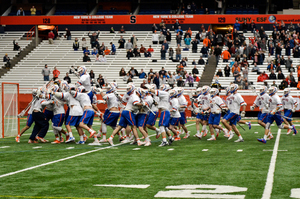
[0,118,299,199]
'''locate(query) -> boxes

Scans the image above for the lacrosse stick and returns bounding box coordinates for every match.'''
[69,67,80,79]
[275,113,293,121]
[141,99,156,115]
[251,86,268,108]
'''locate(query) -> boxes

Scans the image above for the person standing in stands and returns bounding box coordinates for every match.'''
[42,64,50,81]
[65,28,71,40]
[53,67,60,80]
[118,36,125,49]
[88,31,100,48]
[17,7,25,16]
[73,38,79,51]
[131,35,138,47]
[30,6,36,15]
[64,72,71,83]
[48,31,54,44]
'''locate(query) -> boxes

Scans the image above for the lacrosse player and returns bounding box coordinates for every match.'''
[76,66,91,91]
[168,89,181,141]
[176,87,190,139]
[258,87,298,144]
[281,88,298,135]
[222,84,246,142]
[145,84,160,136]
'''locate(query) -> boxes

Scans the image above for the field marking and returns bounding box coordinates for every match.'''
[132,148,141,150]
[0,146,10,149]
[237,149,243,152]
[0,122,196,179]
[261,129,281,199]
[93,184,150,188]
[290,188,300,198]
[32,146,42,149]
[263,149,287,152]
[202,149,208,151]
[66,147,74,150]
[0,195,120,199]
[168,148,174,151]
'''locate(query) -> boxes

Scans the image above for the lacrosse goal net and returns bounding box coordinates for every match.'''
[0,82,20,138]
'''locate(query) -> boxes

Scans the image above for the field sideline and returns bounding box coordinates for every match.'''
[0,118,300,199]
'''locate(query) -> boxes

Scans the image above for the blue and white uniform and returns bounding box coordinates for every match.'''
[169,97,181,126]
[26,105,34,127]
[254,93,270,123]
[103,92,120,127]
[52,97,66,128]
[281,95,296,122]
[208,96,224,125]
[224,93,246,125]
[155,90,170,127]
[178,95,187,125]
[136,94,153,128]
[146,95,159,126]
[118,93,140,127]
[197,93,210,121]
[77,74,91,91]
[266,94,283,125]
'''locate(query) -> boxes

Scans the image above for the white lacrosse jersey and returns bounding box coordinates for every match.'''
[77,74,91,91]
[141,95,153,114]
[52,97,65,115]
[199,94,210,110]
[122,93,130,103]
[59,92,83,116]
[170,98,181,118]
[281,95,297,110]
[125,93,140,112]
[28,104,34,114]
[92,94,97,105]
[33,98,48,112]
[178,95,188,112]
[209,96,224,113]
[151,95,159,112]
[254,93,270,113]
[103,93,119,109]
[155,90,170,110]
[224,94,231,106]
[268,94,282,111]
[226,93,246,114]
[72,92,92,108]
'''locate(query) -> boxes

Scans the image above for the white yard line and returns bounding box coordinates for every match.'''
[0,123,196,179]
[261,129,281,199]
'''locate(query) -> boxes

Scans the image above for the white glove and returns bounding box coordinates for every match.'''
[113,91,119,96]
[141,101,146,107]
[240,111,246,117]
[95,111,101,117]
[193,108,200,114]
[270,109,276,115]
[250,105,255,111]
[70,90,76,97]
[222,107,228,112]
[264,104,269,109]
[292,108,296,112]
[202,110,209,115]
[144,84,152,92]
[36,89,42,97]
[97,100,106,104]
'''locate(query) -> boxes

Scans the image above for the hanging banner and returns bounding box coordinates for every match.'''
[1,14,300,25]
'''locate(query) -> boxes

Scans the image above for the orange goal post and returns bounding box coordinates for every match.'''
[0,82,20,138]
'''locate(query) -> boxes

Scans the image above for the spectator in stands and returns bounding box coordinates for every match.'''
[271,81,277,87]
[200,44,208,57]
[159,74,167,86]
[175,44,181,61]
[233,20,240,31]
[144,50,151,58]
[42,64,50,81]
[101,55,107,62]
[148,69,155,78]
[117,36,125,49]
[88,31,100,48]
[277,70,285,79]
[125,40,132,52]
[153,73,160,88]
[176,33,182,46]
[291,79,297,87]
[126,49,134,60]
[162,40,169,51]
[17,7,25,16]
[243,65,248,79]
[148,45,154,53]
[192,65,199,75]
[80,38,87,51]
[158,32,165,44]
[135,49,141,57]
[193,74,200,82]
[63,72,71,84]
[138,69,147,79]
[128,67,138,77]
[140,45,146,54]
[52,67,60,80]
[257,73,264,82]
[235,74,243,89]
[275,43,282,58]
[119,26,126,33]
[233,68,240,81]
[262,71,269,80]
[191,38,198,53]
[91,48,98,56]
[159,20,165,30]
[216,69,223,77]
[265,53,273,64]
[231,63,240,74]
[286,56,292,69]
[289,72,296,82]
[269,70,277,79]
[64,28,71,40]
[119,68,126,76]
[83,47,90,55]
[203,36,210,48]
[95,54,101,62]
[160,45,166,60]
[3,54,10,68]
[249,20,256,33]
[152,31,159,44]
[110,27,115,33]
[48,31,54,44]
[131,35,138,47]
[241,20,248,33]
[224,64,230,77]
[252,63,260,73]
[110,42,116,55]
[221,47,231,62]
[83,52,91,62]
[97,74,105,88]
[168,47,174,60]
[89,70,95,85]
[177,76,185,87]
[13,40,20,51]
[289,64,296,72]
[30,6,36,15]
[267,62,276,72]
[140,79,147,89]
[197,56,204,65]
[173,19,180,32]
[185,73,194,87]
[152,24,158,33]
[73,38,79,51]
[167,74,175,88]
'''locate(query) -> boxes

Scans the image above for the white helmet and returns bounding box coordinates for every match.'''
[106,83,116,94]
[69,84,76,91]
[136,87,145,98]
[176,87,184,97]
[169,89,178,99]
[202,86,210,95]
[126,84,135,95]
[150,84,157,89]
[32,89,37,97]
[259,86,267,96]
[283,88,290,97]
[210,88,219,98]
[160,84,170,91]
[77,86,86,93]
[268,86,278,96]
[196,87,202,95]
[61,80,70,91]
[51,85,60,92]
[225,86,231,96]
[78,66,86,76]
[230,84,238,93]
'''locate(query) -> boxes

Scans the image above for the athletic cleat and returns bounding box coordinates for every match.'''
[88,141,101,146]
[224,133,229,138]
[287,129,292,135]
[196,134,202,139]
[137,141,145,146]
[15,136,20,143]
[292,125,298,135]
[216,132,219,138]
[36,136,49,143]
[97,130,102,138]
[99,138,107,143]
[107,137,114,146]
[158,141,168,147]
[207,137,216,141]
[76,141,85,144]
[268,135,274,140]
[89,131,96,138]
[83,134,88,142]
[257,138,267,144]
[156,131,161,139]
[183,133,190,139]
[234,138,244,142]
[144,141,151,146]
[248,122,252,130]
[51,140,61,144]
[203,132,207,137]
[228,132,234,140]
[174,137,181,141]
[60,136,64,142]
[66,134,70,141]
[168,137,174,144]
[121,138,131,143]
[65,136,75,143]
[28,139,38,144]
